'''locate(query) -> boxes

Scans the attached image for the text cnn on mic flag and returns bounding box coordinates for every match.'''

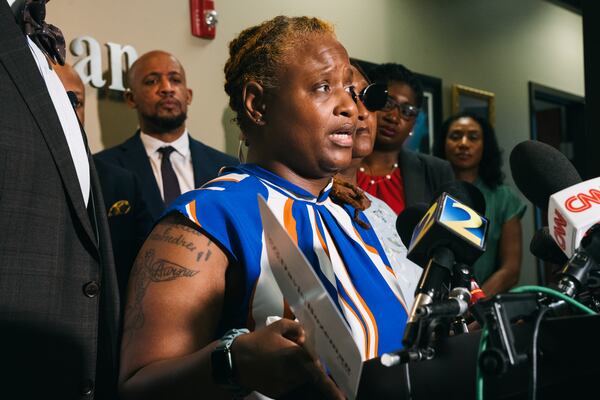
[548,177,600,258]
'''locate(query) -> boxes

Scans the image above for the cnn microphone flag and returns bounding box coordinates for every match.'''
[548,177,600,258]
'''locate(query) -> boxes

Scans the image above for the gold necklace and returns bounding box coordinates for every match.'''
[359,163,399,185]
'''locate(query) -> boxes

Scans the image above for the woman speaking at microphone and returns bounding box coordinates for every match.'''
[432,112,526,297]
[119,16,408,400]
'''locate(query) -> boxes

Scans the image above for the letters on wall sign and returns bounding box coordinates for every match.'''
[70,36,138,92]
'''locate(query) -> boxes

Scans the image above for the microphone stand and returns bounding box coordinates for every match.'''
[449,262,473,335]
[402,247,454,350]
[382,260,475,368]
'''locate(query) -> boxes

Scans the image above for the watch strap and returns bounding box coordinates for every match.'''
[211,328,250,398]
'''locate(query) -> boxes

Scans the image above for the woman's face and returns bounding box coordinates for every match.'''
[351,67,377,160]
[444,117,484,171]
[374,81,418,151]
[262,34,357,178]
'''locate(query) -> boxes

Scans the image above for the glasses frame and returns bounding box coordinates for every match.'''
[381,96,420,120]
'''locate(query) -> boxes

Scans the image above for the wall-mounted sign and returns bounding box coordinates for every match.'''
[70,36,138,92]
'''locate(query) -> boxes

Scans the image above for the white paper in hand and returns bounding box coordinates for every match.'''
[257,195,363,399]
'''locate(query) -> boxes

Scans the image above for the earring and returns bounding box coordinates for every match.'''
[409,131,413,136]
[237,138,245,163]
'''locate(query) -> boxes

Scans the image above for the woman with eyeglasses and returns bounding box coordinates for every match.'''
[332,61,421,309]
[433,112,526,297]
[357,63,454,215]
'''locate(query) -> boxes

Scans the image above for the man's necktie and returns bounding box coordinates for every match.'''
[158,146,181,206]
[18,0,66,65]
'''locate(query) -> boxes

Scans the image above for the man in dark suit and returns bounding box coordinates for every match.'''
[0,1,119,398]
[56,62,154,303]
[95,50,237,221]
[95,159,154,301]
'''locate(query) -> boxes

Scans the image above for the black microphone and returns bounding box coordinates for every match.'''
[432,180,487,216]
[396,202,429,248]
[400,182,488,348]
[530,226,599,297]
[556,224,600,297]
[416,287,471,318]
[509,140,600,297]
[509,140,581,210]
[406,181,488,268]
[530,227,569,265]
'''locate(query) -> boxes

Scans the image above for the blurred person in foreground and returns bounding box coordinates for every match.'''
[119,16,409,400]
[0,0,119,397]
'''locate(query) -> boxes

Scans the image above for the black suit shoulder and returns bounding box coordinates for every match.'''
[414,151,454,174]
[94,135,138,166]
[399,149,455,206]
[414,151,455,188]
[188,134,238,187]
[190,136,238,167]
[95,132,238,219]
[93,157,153,301]
[94,157,137,201]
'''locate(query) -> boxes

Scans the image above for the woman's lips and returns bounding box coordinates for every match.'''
[378,125,398,138]
[355,126,370,137]
[329,126,354,147]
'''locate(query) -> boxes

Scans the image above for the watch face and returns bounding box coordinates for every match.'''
[211,347,234,385]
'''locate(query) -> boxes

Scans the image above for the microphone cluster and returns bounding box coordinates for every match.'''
[383,139,599,389]
[394,181,489,350]
[510,140,600,304]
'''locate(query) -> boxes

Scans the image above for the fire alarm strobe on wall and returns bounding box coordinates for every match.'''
[190,0,218,39]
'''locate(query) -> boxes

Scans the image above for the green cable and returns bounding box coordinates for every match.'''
[476,326,489,400]
[510,285,597,315]
[475,285,597,400]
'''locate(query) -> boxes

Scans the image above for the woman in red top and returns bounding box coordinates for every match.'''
[358,63,454,214]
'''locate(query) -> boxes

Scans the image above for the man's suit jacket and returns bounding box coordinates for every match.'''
[95,132,238,221]
[399,149,455,207]
[94,158,154,304]
[0,2,120,399]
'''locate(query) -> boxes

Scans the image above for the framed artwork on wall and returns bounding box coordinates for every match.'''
[349,58,442,155]
[451,84,496,126]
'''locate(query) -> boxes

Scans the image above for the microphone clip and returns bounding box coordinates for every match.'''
[471,292,543,376]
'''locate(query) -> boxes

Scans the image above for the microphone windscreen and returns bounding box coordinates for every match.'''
[396,202,429,246]
[432,180,486,215]
[530,226,568,265]
[510,140,581,210]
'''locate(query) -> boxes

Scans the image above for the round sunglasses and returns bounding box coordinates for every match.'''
[353,83,420,119]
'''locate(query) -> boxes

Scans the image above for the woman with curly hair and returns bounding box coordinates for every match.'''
[432,112,526,297]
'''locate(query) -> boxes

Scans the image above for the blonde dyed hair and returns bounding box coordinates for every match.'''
[224,16,335,129]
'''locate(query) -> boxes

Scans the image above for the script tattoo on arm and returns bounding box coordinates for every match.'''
[123,246,205,345]
[148,223,212,263]
[196,240,213,262]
